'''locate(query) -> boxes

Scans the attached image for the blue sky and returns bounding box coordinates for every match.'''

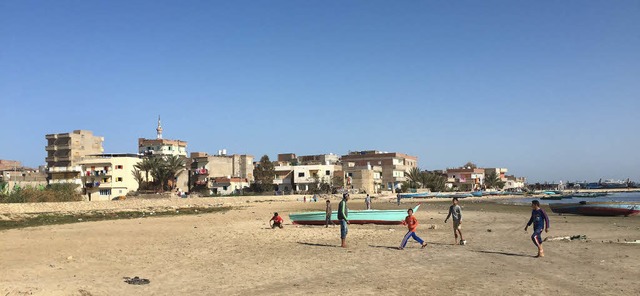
[1,1,639,182]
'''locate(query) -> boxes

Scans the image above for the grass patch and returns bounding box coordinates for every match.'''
[0,206,232,231]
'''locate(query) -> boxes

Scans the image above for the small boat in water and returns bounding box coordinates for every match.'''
[289,204,421,225]
[565,192,608,198]
[541,195,563,200]
[549,201,640,217]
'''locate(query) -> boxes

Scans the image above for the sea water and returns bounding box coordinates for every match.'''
[504,192,640,205]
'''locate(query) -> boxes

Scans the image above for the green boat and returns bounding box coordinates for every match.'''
[289,204,421,225]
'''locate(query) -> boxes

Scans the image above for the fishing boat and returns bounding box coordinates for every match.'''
[563,192,608,198]
[471,191,483,197]
[399,192,431,199]
[541,195,563,200]
[289,204,421,225]
[549,201,640,217]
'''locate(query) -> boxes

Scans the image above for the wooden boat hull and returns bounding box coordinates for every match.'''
[549,202,640,216]
[399,192,431,198]
[290,204,421,225]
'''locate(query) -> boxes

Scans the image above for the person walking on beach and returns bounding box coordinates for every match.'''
[396,192,401,206]
[338,193,350,248]
[325,200,335,227]
[270,212,284,229]
[524,200,550,257]
[399,208,428,250]
[365,194,371,210]
[444,197,465,245]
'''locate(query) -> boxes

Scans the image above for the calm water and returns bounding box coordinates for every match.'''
[503,192,640,205]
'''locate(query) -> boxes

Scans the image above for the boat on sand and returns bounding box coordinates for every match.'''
[289,204,421,225]
[549,202,640,217]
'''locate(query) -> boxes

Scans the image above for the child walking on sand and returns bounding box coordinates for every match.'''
[399,208,428,250]
[270,212,284,229]
[325,200,335,227]
[524,200,550,257]
[444,197,465,245]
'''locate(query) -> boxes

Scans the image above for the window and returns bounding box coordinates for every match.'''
[116,165,123,169]
[223,186,228,191]
[325,170,331,176]
[99,189,111,195]
[298,172,305,177]
[348,172,353,177]
[116,177,123,182]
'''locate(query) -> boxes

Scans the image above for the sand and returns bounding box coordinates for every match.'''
[1,195,639,296]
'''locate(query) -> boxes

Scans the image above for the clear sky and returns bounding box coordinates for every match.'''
[1,1,639,183]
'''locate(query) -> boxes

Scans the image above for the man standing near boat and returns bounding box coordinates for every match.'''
[365,194,371,210]
[338,193,350,248]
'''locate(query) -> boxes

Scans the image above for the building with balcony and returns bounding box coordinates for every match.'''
[210,177,251,195]
[445,168,485,191]
[79,154,142,201]
[45,130,104,187]
[189,151,254,194]
[273,163,343,193]
[342,162,383,194]
[276,153,340,166]
[340,150,418,192]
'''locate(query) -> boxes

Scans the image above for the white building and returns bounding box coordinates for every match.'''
[274,163,342,192]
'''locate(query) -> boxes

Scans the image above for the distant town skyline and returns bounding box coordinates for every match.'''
[1,1,638,183]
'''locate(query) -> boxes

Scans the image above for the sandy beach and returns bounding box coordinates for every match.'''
[1,195,639,296]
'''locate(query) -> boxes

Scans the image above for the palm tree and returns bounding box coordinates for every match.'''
[132,169,145,189]
[134,156,162,183]
[406,167,425,189]
[485,171,505,189]
[164,155,185,190]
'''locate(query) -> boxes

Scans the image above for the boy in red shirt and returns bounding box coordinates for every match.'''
[270,212,284,229]
[399,208,427,250]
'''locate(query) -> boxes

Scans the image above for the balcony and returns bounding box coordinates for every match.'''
[45,146,57,151]
[49,178,82,185]
[84,170,112,177]
[48,166,82,173]
[192,168,209,175]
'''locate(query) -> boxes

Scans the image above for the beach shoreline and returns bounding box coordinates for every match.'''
[1,196,639,295]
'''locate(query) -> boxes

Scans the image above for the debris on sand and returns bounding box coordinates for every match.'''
[123,276,150,285]
[544,235,587,242]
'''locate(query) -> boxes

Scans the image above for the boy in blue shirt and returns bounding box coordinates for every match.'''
[524,200,550,258]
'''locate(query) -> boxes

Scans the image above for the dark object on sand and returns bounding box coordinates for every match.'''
[123,276,150,285]
[549,202,640,217]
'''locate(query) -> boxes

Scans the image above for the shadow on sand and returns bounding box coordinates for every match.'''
[474,250,534,258]
[297,242,339,248]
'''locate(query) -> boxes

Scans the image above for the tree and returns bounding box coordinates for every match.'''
[134,156,161,183]
[485,171,505,189]
[253,155,275,193]
[132,169,145,189]
[462,162,477,169]
[164,155,186,188]
[423,172,447,192]
[406,167,427,189]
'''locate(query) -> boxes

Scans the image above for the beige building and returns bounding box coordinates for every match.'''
[138,117,188,157]
[343,162,383,194]
[189,151,254,194]
[45,130,104,186]
[445,168,485,191]
[0,167,48,191]
[0,160,22,171]
[210,177,251,195]
[273,163,343,193]
[340,150,418,192]
[79,154,142,201]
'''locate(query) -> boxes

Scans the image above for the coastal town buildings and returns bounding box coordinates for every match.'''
[79,154,141,201]
[0,161,48,190]
[189,151,254,195]
[340,150,418,191]
[445,167,485,191]
[273,153,343,193]
[138,117,187,157]
[342,162,383,194]
[0,160,22,171]
[45,130,104,186]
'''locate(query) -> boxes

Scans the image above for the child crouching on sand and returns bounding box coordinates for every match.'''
[270,212,284,229]
[399,208,428,250]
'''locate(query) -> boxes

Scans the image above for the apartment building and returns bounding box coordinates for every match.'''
[210,177,251,195]
[45,130,104,186]
[273,163,342,193]
[79,154,141,201]
[445,168,485,191]
[342,162,383,194]
[340,150,418,191]
[189,151,254,194]
[0,160,22,171]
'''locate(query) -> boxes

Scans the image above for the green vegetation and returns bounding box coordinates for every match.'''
[0,183,82,203]
[253,155,276,193]
[0,206,231,231]
[484,171,506,189]
[404,168,447,192]
[133,155,186,192]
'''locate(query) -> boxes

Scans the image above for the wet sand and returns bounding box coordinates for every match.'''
[1,196,639,295]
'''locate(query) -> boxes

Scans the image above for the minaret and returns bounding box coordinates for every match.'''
[156,116,163,139]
